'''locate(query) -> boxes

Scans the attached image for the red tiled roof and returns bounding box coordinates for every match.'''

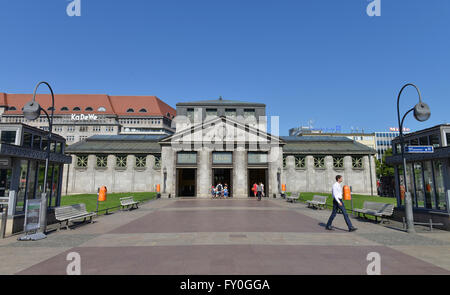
[0,93,176,118]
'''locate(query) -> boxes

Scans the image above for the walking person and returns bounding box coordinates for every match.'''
[325,175,357,232]
[252,183,258,198]
[260,182,265,198]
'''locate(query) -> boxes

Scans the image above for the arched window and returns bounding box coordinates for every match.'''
[61,107,69,111]
[127,108,134,113]
[73,107,81,111]
[98,107,106,112]
[139,108,147,113]
[8,106,16,111]
[85,107,93,111]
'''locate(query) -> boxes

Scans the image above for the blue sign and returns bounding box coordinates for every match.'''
[405,146,434,153]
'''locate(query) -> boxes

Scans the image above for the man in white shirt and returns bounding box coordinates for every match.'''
[325,175,357,232]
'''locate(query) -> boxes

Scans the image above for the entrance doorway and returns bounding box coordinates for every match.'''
[248,168,267,197]
[177,168,196,197]
[213,168,232,197]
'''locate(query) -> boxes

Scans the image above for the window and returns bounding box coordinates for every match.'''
[313,156,325,168]
[282,155,287,168]
[352,156,363,169]
[85,107,93,111]
[98,107,106,112]
[419,136,429,145]
[73,107,81,111]
[61,107,69,111]
[139,108,147,113]
[154,155,161,169]
[177,152,197,164]
[79,126,89,132]
[67,136,75,142]
[225,109,237,117]
[47,107,55,111]
[187,108,194,122]
[433,160,447,210]
[33,135,41,150]
[96,155,108,168]
[93,126,101,132]
[1,131,16,145]
[8,106,16,111]
[67,126,75,133]
[116,155,127,168]
[446,133,450,147]
[80,136,88,141]
[126,108,134,113]
[294,155,306,168]
[429,134,440,148]
[248,152,268,164]
[76,155,88,168]
[206,109,218,117]
[244,109,255,118]
[135,156,147,168]
[333,156,344,169]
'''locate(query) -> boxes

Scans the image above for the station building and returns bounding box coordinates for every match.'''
[0,123,71,234]
[386,124,450,224]
[64,98,377,197]
[0,93,176,144]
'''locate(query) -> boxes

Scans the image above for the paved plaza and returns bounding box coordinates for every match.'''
[1,198,450,275]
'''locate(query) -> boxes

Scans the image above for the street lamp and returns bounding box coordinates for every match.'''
[22,81,55,240]
[396,83,431,234]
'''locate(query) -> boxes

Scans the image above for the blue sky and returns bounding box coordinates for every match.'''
[0,0,449,135]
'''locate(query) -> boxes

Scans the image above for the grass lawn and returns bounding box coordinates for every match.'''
[287,192,397,221]
[60,192,157,215]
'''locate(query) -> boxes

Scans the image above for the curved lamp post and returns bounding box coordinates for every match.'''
[397,83,431,234]
[22,81,55,240]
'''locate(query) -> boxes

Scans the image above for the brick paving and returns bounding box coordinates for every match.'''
[0,197,448,275]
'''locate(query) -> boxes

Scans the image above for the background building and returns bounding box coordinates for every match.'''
[65,98,377,196]
[288,126,376,151]
[375,128,411,160]
[0,93,176,144]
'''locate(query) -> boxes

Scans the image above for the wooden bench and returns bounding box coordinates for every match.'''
[120,197,139,210]
[55,203,96,230]
[306,195,327,210]
[286,193,300,203]
[354,201,394,223]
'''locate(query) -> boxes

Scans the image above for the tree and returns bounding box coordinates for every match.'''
[376,148,394,178]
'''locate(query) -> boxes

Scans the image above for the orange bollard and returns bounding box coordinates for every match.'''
[400,185,405,201]
[282,184,286,193]
[156,184,161,193]
[98,186,107,202]
[343,185,351,201]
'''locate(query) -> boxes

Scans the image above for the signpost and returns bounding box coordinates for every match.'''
[18,199,46,241]
[405,146,434,153]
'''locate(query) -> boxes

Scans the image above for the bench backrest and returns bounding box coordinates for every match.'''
[55,203,88,220]
[312,195,327,203]
[120,197,135,204]
[363,201,394,214]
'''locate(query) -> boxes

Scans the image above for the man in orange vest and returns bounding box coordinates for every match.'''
[325,175,357,232]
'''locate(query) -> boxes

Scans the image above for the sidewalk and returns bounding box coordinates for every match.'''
[0,198,448,275]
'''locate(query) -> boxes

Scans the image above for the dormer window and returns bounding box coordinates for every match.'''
[47,107,55,111]
[98,107,106,112]
[61,107,69,111]
[139,108,147,113]
[127,108,135,113]
[85,107,93,111]
[8,106,16,111]
[73,107,81,111]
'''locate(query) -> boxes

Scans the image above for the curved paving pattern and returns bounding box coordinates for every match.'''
[1,198,448,275]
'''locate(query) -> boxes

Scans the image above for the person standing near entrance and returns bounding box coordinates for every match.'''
[252,183,257,198]
[325,175,357,232]
[216,182,223,198]
[257,183,262,201]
